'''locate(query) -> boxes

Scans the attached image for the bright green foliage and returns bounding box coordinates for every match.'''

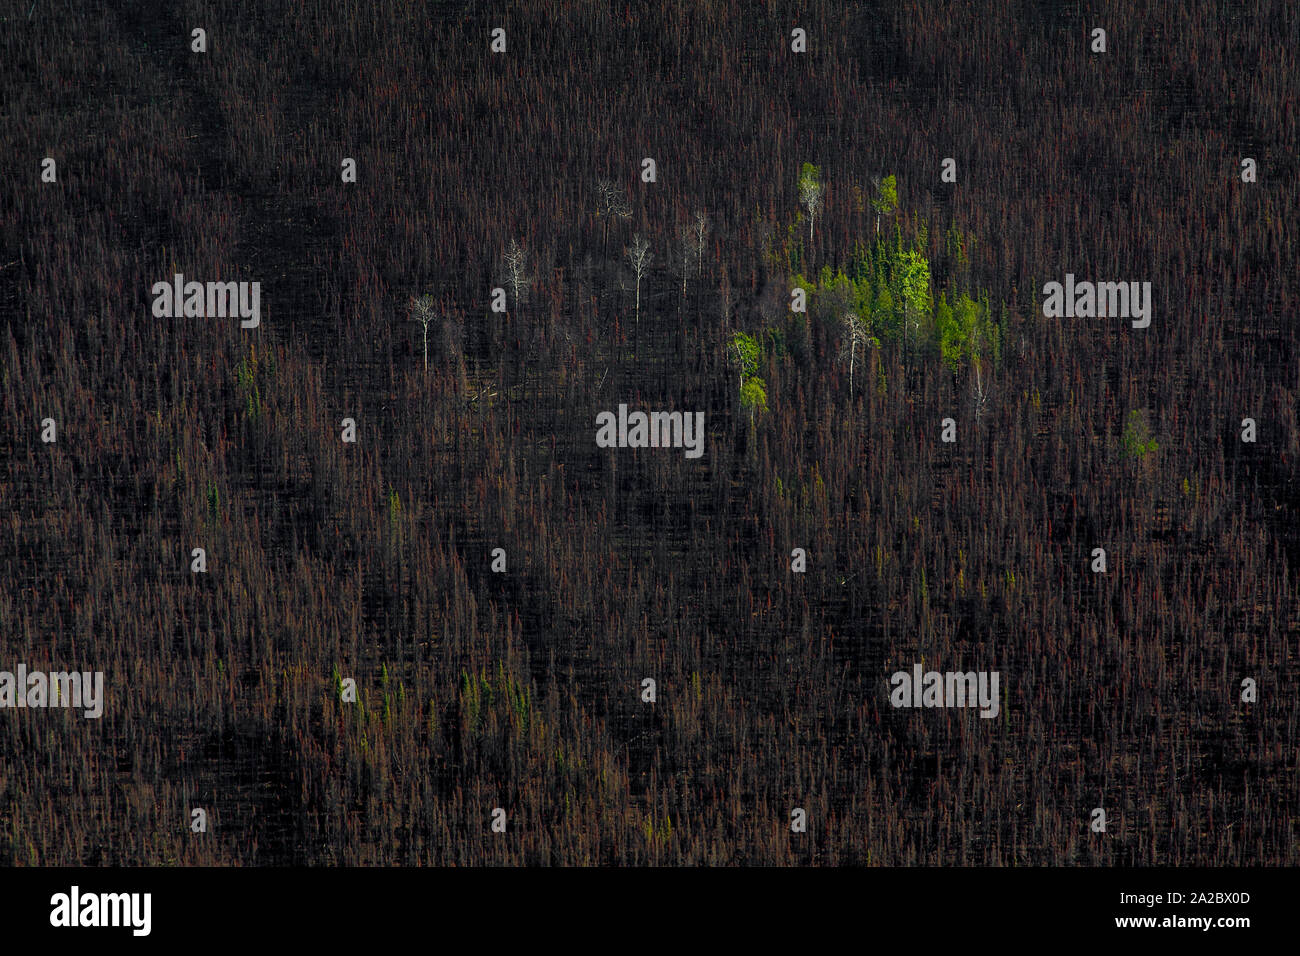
[804,245,941,347]
[729,331,772,439]
[954,293,983,358]
[951,293,1001,372]
[740,377,768,417]
[872,174,898,214]
[739,376,769,450]
[728,331,761,399]
[1121,410,1159,459]
[786,173,1003,397]
[797,163,822,203]
[729,331,759,379]
[895,247,932,352]
[936,292,988,370]
[896,249,932,319]
[871,174,899,231]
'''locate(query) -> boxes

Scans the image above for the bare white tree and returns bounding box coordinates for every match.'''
[972,364,990,419]
[502,238,529,309]
[839,312,872,393]
[675,224,695,299]
[971,336,990,420]
[594,178,632,254]
[672,211,708,302]
[410,294,437,373]
[625,233,652,331]
[798,169,824,249]
[691,210,708,278]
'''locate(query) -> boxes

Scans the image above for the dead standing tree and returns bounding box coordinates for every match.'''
[594,178,632,257]
[625,233,652,355]
[625,234,652,331]
[502,238,529,311]
[410,294,438,374]
[797,163,824,262]
[691,211,708,278]
[839,311,874,394]
[673,210,709,319]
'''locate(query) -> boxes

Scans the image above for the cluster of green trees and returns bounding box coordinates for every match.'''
[791,219,1001,377]
[744,165,1006,416]
[727,331,768,432]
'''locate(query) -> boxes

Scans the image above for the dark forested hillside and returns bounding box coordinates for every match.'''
[1,0,1296,865]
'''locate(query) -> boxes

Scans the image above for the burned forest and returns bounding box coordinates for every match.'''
[1,0,1297,868]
